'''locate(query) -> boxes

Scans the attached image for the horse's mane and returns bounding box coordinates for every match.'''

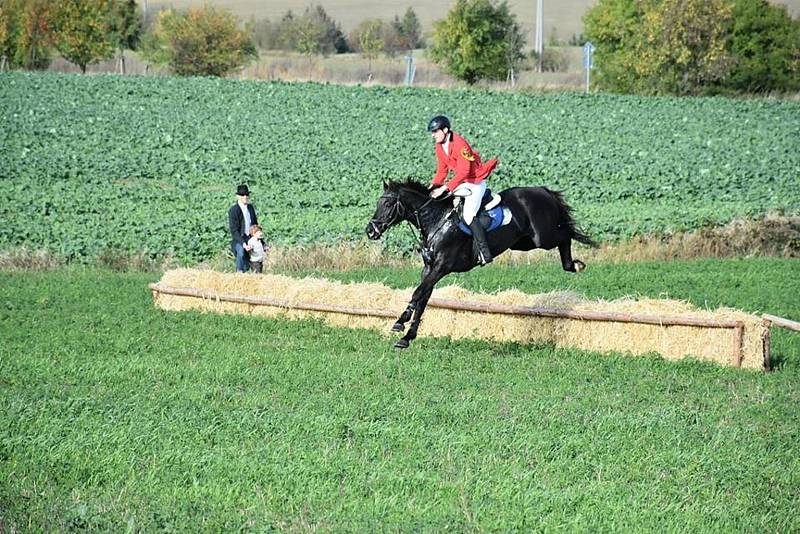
[387,178,429,196]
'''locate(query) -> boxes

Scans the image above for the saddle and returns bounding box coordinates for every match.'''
[456,188,511,235]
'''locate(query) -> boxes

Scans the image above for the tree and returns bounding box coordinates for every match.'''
[51,0,115,73]
[505,21,525,84]
[141,5,257,77]
[255,7,348,55]
[636,0,734,94]
[275,11,297,50]
[429,0,525,84]
[351,18,384,80]
[725,0,800,92]
[584,0,653,93]
[584,0,800,95]
[107,0,142,74]
[392,7,423,51]
[294,14,322,57]
[2,0,53,70]
[303,4,347,54]
[0,3,10,69]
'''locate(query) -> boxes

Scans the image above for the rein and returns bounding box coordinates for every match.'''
[374,189,454,257]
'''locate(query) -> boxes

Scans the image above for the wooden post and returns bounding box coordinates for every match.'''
[732,324,744,367]
[762,318,772,371]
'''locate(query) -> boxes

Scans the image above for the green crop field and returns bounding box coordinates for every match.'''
[1,72,799,263]
[1,258,798,530]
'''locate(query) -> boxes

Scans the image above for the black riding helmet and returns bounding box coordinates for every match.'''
[427,115,451,132]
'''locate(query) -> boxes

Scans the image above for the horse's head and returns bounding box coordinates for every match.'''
[366,179,433,239]
[366,181,407,240]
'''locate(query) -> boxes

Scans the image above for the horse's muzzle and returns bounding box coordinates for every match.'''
[366,220,382,240]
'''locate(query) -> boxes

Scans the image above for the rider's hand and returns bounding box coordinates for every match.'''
[430,185,448,198]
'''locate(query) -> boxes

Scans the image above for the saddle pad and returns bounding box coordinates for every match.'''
[458,205,511,235]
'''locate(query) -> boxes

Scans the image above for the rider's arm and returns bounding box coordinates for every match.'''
[431,147,449,187]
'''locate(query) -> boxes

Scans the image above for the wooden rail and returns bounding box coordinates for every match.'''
[148,283,397,319]
[762,314,800,333]
[427,297,746,368]
[150,283,754,367]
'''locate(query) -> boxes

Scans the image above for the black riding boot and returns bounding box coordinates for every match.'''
[468,219,493,265]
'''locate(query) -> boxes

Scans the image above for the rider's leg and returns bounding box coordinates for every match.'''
[457,181,492,265]
[468,219,492,265]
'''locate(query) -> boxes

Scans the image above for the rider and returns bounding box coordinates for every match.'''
[428,115,498,265]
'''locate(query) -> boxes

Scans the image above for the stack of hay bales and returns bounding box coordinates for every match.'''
[151,269,768,369]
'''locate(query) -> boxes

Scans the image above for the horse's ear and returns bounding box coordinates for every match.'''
[382,180,388,189]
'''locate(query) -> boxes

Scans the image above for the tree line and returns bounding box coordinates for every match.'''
[585,0,800,94]
[1,0,797,94]
[251,5,424,57]
[0,0,141,73]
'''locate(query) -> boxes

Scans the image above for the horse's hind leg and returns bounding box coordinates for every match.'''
[558,240,586,272]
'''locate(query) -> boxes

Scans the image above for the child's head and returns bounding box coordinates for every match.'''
[249,224,263,238]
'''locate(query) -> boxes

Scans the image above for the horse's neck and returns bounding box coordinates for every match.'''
[400,189,449,234]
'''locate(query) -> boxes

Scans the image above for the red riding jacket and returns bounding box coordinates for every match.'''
[431,132,498,192]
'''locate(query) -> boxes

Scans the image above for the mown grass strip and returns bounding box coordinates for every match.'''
[1,260,798,530]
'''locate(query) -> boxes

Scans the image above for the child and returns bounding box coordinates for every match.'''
[246,224,268,273]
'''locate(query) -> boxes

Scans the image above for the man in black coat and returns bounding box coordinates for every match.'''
[228,184,258,272]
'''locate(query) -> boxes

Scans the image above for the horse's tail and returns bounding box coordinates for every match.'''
[546,188,599,248]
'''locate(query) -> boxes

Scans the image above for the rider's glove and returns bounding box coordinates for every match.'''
[431,185,449,198]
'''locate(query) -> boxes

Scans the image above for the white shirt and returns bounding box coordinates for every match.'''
[238,201,251,235]
[443,138,450,156]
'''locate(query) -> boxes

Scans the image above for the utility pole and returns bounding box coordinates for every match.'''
[534,0,543,72]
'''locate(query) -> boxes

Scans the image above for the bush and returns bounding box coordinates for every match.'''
[585,0,800,95]
[428,0,525,84]
[141,5,256,77]
[532,47,569,72]
[585,0,734,95]
[725,0,800,93]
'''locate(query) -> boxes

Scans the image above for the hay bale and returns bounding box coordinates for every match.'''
[152,269,767,369]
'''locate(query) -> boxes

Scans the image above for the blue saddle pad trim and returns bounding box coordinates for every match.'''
[458,205,505,235]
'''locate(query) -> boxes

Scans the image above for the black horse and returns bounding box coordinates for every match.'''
[366,179,596,349]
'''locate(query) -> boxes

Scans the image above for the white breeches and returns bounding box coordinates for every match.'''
[453,181,487,225]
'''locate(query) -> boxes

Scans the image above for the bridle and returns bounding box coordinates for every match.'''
[367,193,407,237]
[369,189,453,259]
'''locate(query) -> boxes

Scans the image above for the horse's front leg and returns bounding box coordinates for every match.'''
[391,304,415,332]
[391,264,431,333]
[395,266,445,349]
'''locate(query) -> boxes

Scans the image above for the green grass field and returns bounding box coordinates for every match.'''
[2,258,798,530]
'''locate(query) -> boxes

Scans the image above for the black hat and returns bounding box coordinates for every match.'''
[236,184,250,196]
[427,115,451,132]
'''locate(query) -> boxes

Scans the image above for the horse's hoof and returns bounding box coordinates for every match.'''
[574,260,586,272]
[394,339,410,349]
[391,322,405,332]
